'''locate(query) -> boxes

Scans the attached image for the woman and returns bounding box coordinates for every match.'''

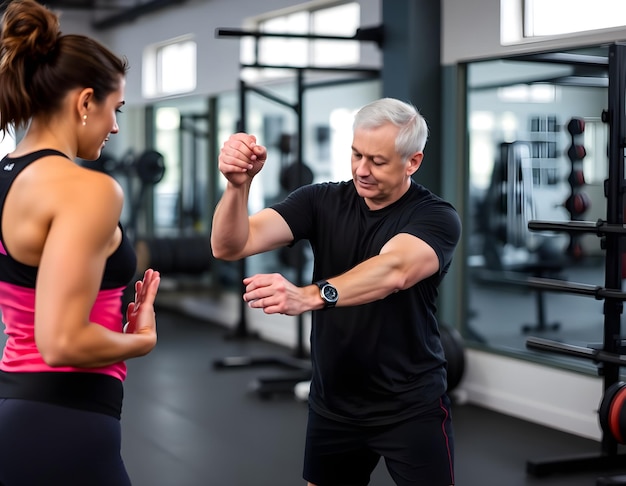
[0,1,160,484]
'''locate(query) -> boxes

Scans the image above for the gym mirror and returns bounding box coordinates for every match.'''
[463,45,613,372]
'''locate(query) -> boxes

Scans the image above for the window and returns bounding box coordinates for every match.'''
[241,1,360,79]
[143,36,197,98]
[501,0,626,45]
[0,134,15,160]
[153,107,181,229]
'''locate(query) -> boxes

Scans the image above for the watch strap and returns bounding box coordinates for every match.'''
[315,280,338,308]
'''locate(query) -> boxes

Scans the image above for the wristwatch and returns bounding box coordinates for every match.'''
[315,280,339,308]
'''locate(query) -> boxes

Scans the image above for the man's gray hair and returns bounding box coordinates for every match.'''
[353,98,429,160]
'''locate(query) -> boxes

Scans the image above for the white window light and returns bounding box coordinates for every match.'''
[501,0,626,45]
[497,84,556,103]
[0,133,15,160]
[311,2,360,67]
[143,36,197,98]
[241,1,360,82]
[259,13,309,67]
[526,0,626,37]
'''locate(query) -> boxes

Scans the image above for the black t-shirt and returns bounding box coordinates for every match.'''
[271,180,462,426]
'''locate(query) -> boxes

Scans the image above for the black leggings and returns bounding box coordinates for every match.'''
[0,398,131,486]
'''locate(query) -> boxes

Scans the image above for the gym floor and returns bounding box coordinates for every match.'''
[118,307,626,486]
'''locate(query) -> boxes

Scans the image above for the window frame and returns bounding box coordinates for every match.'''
[501,0,626,46]
[240,0,361,79]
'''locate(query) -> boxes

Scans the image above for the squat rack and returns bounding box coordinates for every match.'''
[523,42,626,482]
[211,25,381,397]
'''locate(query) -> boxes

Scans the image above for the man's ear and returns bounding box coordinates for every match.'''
[407,151,424,176]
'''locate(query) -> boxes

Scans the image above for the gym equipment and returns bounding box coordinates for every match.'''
[483,141,536,249]
[523,43,626,483]
[277,133,314,193]
[564,192,592,217]
[564,117,590,261]
[178,110,217,233]
[94,149,166,241]
[211,26,380,399]
[96,149,165,185]
[567,143,587,161]
[279,159,314,193]
[134,235,212,275]
[519,265,562,334]
[599,381,626,445]
[568,169,586,188]
[134,150,166,185]
[567,117,586,136]
[440,324,466,393]
[478,141,565,334]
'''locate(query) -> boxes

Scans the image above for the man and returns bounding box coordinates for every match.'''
[211,97,461,486]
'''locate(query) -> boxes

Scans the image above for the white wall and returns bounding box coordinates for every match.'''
[460,349,605,441]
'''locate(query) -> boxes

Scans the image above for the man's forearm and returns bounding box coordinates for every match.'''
[210,182,252,260]
[317,236,439,308]
[324,253,407,307]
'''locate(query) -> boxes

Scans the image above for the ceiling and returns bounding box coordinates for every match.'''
[36,0,189,30]
[42,0,100,8]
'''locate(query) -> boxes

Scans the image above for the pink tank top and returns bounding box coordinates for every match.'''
[0,150,137,381]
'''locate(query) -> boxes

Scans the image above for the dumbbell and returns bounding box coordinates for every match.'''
[567,117,585,136]
[567,144,586,162]
[568,169,586,188]
[564,192,591,217]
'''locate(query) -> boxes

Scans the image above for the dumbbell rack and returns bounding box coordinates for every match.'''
[564,117,590,260]
[523,43,626,483]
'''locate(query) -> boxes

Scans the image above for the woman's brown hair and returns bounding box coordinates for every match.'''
[0,0,129,134]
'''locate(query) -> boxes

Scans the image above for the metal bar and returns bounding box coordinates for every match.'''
[528,219,626,235]
[217,28,367,42]
[304,73,380,91]
[527,337,626,367]
[527,336,598,360]
[232,79,250,339]
[244,85,296,111]
[526,277,626,300]
[470,75,609,91]
[295,69,306,359]
[600,42,626,456]
[525,277,600,297]
[241,63,380,74]
[513,52,609,67]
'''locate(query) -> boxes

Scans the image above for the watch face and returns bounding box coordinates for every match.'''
[322,284,338,302]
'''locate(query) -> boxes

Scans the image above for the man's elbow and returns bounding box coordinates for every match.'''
[390,274,411,293]
[210,236,227,260]
[212,249,238,261]
[210,243,241,262]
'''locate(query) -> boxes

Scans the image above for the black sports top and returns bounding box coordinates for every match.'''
[0,149,137,419]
